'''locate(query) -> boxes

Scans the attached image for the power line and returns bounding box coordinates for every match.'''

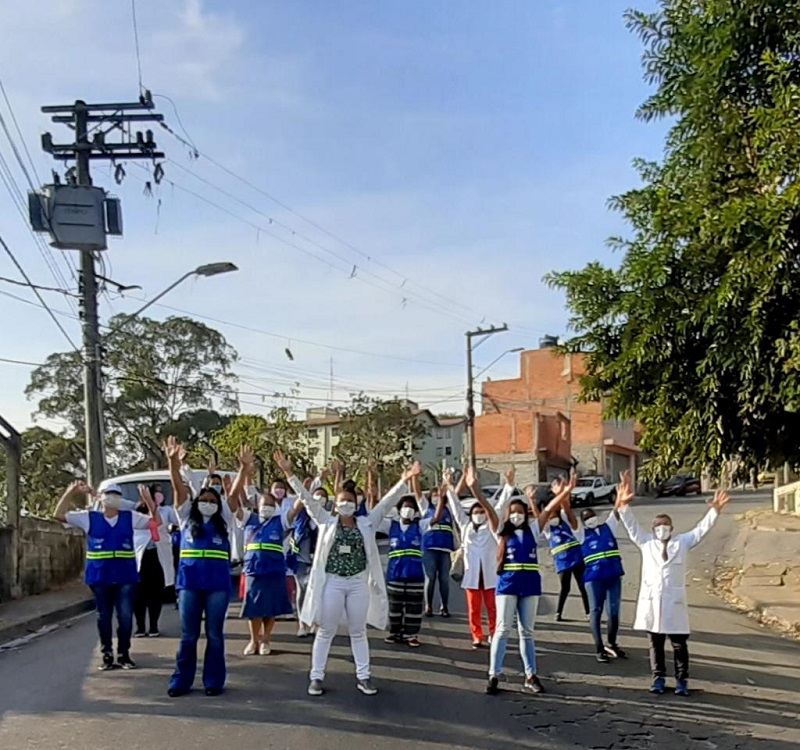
[130,0,144,93]
[0,274,78,296]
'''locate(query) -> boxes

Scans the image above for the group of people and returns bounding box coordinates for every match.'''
[55,440,730,699]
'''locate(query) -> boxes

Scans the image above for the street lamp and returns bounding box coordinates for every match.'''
[474,347,525,381]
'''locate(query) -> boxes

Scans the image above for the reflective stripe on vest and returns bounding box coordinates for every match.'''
[245,543,284,554]
[85,550,136,560]
[289,538,300,554]
[583,549,621,564]
[180,549,230,560]
[429,524,453,533]
[551,540,582,556]
[502,563,541,571]
[387,549,423,559]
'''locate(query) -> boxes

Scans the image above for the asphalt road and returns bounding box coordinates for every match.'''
[0,492,798,750]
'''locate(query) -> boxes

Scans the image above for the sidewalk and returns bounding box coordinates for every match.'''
[715,509,800,639]
[0,579,94,647]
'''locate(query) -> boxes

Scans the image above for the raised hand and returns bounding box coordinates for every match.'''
[505,467,516,487]
[68,480,92,496]
[137,484,154,509]
[616,470,635,507]
[465,465,478,489]
[163,435,182,461]
[331,457,343,474]
[443,467,455,488]
[274,450,293,476]
[319,467,332,483]
[178,444,187,464]
[402,460,422,483]
[207,457,218,474]
[222,474,233,495]
[550,476,565,496]
[567,468,578,492]
[238,444,255,469]
[708,488,730,512]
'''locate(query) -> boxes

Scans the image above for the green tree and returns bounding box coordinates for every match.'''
[334,395,428,483]
[163,409,232,466]
[26,315,238,472]
[546,1,800,479]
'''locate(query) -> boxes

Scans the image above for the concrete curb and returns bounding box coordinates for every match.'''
[0,597,95,647]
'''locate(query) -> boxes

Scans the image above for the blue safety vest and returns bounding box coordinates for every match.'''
[497,529,542,597]
[244,514,286,577]
[288,508,317,565]
[422,504,456,551]
[84,511,138,586]
[581,523,624,582]
[387,520,424,582]
[177,518,231,592]
[548,519,583,573]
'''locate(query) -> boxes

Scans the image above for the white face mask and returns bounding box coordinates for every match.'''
[584,516,600,530]
[198,501,218,519]
[549,517,560,528]
[259,506,276,521]
[509,513,526,527]
[312,494,326,504]
[654,524,672,542]
[400,506,416,521]
[103,494,123,510]
[472,513,486,526]
[337,502,356,518]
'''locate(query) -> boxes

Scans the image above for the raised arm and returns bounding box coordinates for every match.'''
[137,484,161,527]
[447,488,469,530]
[494,468,517,517]
[536,470,577,531]
[411,471,430,514]
[227,444,254,512]
[275,450,332,527]
[369,461,422,524]
[614,470,650,546]
[465,466,498,533]
[332,457,344,494]
[555,476,579,531]
[54,481,92,523]
[679,489,728,549]
[164,436,190,508]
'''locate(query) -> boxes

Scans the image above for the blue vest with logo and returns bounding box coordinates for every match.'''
[581,523,624,582]
[289,508,317,563]
[497,529,542,597]
[85,511,138,586]
[244,514,286,577]
[177,518,231,592]
[387,520,424,582]
[422,505,456,551]
[548,519,584,573]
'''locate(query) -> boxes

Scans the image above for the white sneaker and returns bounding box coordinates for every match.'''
[297,624,310,638]
[243,641,257,656]
[259,642,271,656]
[357,678,378,696]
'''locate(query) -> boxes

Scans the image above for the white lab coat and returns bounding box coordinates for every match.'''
[620,505,719,634]
[448,485,513,591]
[133,505,178,589]
[288,476,407,630]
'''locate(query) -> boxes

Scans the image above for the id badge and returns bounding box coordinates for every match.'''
[339,544,352,554]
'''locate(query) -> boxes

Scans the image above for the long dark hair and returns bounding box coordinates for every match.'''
[188,487,228,539]
[496,500,532,575]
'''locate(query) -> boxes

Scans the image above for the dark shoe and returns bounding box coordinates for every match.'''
[205,687,224,697]
[596,651,610,664]
[424,607,434,618]
[650,676,666,694]
[168,687,189,698]
[486,676,499,695]
[555,613,564,622]
[605,644,627,659]
[523,675,545,694]
[384,634,401,644]
[117,654,137,670]
[356,679,378,696]
[148,629,160,638]
[440,607,451,619]
[674,679,690,697]
[472,641,484,650]
[133,630,148,638]
[308,679,324,697]
[407,637,421,648]
[99,653,115,671]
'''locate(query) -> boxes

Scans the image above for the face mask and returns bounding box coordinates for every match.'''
[211,485,225,498]
[337,502,356,518]
[259,505,276,521]
[103,494,123,510]
[584,516,600,530]
[549,517,560,528]
[154,492,165,506]
[312,494,326,504]
[273,488,286,501]
[472,513,486,526]
[400,507,416,521]
[654,524,672,542]
[198,501,218,519]
[509,513,526,527]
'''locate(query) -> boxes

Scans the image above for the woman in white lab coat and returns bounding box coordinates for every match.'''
[615,471,730,697]
[274,450,420,698]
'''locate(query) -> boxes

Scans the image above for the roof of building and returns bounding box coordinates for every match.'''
[305,409,465,429]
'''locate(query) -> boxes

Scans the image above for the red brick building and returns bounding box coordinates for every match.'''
[475,342,639,484]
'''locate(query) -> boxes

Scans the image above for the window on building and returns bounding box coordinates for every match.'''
[445,428,452,438]
[307,428,318,439]
[331,427,339,437]
[436,447,444,457]
[445,446,452,456]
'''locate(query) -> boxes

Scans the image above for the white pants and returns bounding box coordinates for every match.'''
[310,572,371,681]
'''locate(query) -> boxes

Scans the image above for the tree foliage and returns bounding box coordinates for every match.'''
[26,315,238,472]
[334,395,428,483]
[546,1,800,478]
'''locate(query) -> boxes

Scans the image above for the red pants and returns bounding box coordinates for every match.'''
[466,587,496,642]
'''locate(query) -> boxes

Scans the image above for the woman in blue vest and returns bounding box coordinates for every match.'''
[419,478,455,619]
[165,436,243,697]
[539,479,590,621]
[576,505,627,664]
[380,490,446,646]
[291,486,322,638]
[233,456,297,656]
[55,481,158,671]
[487,471,575,695]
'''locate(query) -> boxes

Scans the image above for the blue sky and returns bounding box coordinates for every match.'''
[0,0,664,431]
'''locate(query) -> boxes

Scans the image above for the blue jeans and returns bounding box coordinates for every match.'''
[91,582,136,657]
[422,549,451,611]
[170,589,230,692]
[489,594,539,678]
[586,577,622,652]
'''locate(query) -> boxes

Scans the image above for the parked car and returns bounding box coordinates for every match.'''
[571,476,617,507]
[656,474,702,497]
[459,484,524,513]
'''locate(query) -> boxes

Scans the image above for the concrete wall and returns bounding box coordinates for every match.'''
[0,517,85,602]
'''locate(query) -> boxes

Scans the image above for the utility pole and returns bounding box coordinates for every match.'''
[32,94,164,488]
[465,324,508,469]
